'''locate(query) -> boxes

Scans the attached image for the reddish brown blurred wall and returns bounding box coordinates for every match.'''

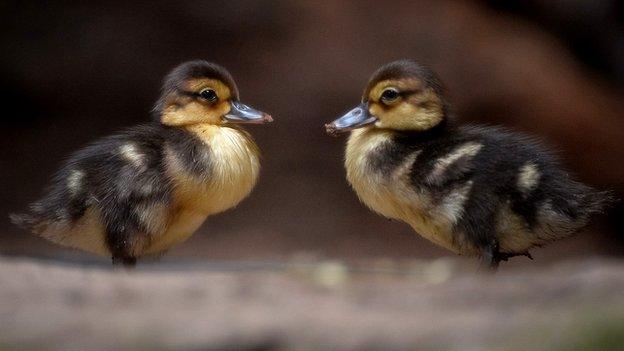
[1,0,622,263]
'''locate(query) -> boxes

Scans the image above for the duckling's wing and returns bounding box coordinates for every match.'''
[447,126,610,255]
[11,125,174,258]
[83,127,174,259]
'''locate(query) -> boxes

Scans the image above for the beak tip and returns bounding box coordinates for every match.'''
[263,114,274,123]
[325,123,338,136]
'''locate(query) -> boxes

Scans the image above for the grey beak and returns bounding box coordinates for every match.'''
[224,101,273,124]
[325,103,377,135]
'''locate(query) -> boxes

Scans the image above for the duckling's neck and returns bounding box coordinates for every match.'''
[346,128,395,169]
[397,117,455,140]
[347,118,454,148]
[184,123,244,140]
[182,123,260,173]
[345,120,456,189]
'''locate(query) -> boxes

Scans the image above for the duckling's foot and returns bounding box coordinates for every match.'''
[112,256,137,268]
[498,252,533,261]
[479,241,501,272]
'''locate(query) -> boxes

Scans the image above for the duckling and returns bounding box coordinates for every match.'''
[325,60,610,269]
[11,60,272,266]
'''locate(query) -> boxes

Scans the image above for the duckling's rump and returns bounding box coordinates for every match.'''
[346,124,610,257]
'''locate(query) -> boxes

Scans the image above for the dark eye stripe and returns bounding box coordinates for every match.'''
[398,89,420,96]
[180,89,219,102]
[382,89,421,102]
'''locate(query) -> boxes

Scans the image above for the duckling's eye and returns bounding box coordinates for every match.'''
[199,89,218,102]
[380,88,400,103]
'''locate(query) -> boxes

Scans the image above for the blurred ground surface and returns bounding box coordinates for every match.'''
[2,0,623,262]
[2,256,623,351]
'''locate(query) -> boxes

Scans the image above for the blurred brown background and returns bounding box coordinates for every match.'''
[1,0,623,265]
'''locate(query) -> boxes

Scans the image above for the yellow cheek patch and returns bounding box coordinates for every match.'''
[162,100,207,126]
[368,103,384,118]
[162,99,231,126]
[161,78,233,126]
[415,89,443,108]
[372,88,444,131]
[386,103,442,131]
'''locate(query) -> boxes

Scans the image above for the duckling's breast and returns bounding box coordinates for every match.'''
[149,125,260,252]
[165,125,260,214]
[345,129,412,220]
[345,128,472,255]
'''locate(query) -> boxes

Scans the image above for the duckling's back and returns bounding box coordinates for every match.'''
[346,125,610,257]
[11,124,172,255]
[450,125,610,254]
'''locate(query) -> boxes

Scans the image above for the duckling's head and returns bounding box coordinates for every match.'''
[326,60,449,135]
[154,60,272,126]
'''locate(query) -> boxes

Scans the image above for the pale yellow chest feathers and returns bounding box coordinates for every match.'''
[346,128,408,220]
[165,124,261,216]
[346,128,425,219]
[345,129,475,254]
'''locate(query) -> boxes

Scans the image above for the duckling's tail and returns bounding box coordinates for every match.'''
[9,212,38,231]
[540,185,615,242]
[582,189,616,217]
[9,210,62,236]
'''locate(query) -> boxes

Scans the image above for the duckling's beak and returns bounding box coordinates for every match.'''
[224,101,273,124]
[325,103,377,136]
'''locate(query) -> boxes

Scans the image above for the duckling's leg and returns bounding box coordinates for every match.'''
[107,227,140,268]
[456,193,501,271]
[498,251,533,261]
[102,204,148,268]
[479,240,501,271]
